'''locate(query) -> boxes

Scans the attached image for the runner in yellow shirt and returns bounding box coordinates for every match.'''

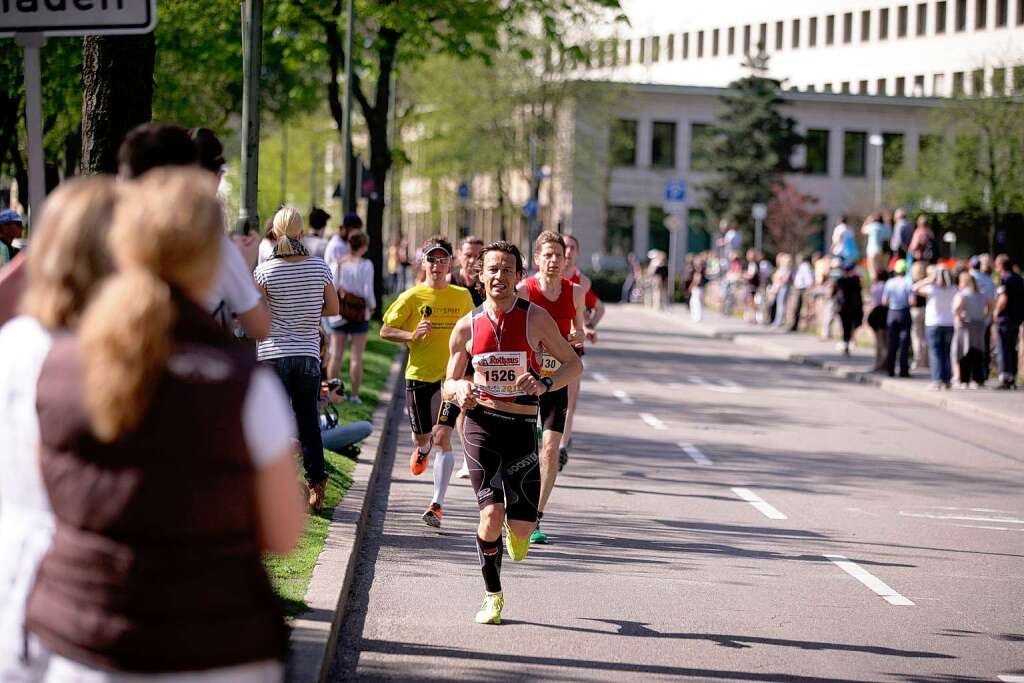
[381,236,475,527]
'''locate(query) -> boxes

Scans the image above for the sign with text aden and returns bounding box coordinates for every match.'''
[0,0,156,38]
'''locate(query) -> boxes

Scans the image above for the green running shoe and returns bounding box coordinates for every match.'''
[530,527,549,544]
[474,592,504,624]
[503,521,531,561]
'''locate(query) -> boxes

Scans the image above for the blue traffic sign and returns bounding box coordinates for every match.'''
[523,198,538,218]
[665,179,687,202]
[457,182,470,199]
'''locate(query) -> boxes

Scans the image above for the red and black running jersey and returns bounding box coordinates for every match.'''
[469,298,540,403]
[568,270,599,310]
[524,275,575,339]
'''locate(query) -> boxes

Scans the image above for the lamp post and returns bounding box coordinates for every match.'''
[752,202,767,253]
[869,133,884,209]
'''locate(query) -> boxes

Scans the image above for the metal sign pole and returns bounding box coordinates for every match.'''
[16,33,46,232]
[238,0,264,234]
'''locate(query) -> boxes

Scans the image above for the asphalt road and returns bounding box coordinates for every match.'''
[330,304,1024,682]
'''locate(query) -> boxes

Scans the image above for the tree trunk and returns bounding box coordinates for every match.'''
[80,34,155,175]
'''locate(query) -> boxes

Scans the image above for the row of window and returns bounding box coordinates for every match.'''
[611,119,934,178]
[806,64,1024,96]
[593,0,1022,68]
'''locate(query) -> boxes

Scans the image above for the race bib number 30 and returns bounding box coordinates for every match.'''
[473,351,528,397]
[539,352,561,378]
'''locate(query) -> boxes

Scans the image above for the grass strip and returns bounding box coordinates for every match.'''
[264,319,400,616]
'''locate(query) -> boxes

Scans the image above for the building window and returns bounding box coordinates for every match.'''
[624,39,632,65]
[611,119,637,166]
[843,131,867,177]
[744,24,751,53]
[919,133,943,158]
[609,39,619,66]
[776,21,784,50]
[858,80,868,94]
[1019,0,1024,24]
[713,28,720,56]
[648,207,670,253]
[758,22,767,49]
[956,0,967,30]
[996,0,1008,25]
[882,133,905,178]
[697,30,704,58]
[976,0,988,28]
[953,71,965,94]
[840,81,850,93]
[843,12,853,42]
[807,84,816,91]
[877,78,887,94]
[682,33,689,59]
[914,74,926,95]
[804,129,830,175]
[605,205,634,255]
[651,35,660,62]
[1013,65,1024,92]
[792,18,801,47]
[934,72,946,94]
[880,8,890,38]
[917,3,928,34]
[898,5,909,36]
[651,121,677,169]
[690,123,714,172]
[667,34,675,60]
[937,1,948,32]
[639,37,646,63]
[826,15,835,43]
[809,17,818,46]
[861,10,871,39]
[824,82,833,92]
[972,68,985,94]
[992,67,1006,93]
[728,27,735,54]
[896,76,907,95]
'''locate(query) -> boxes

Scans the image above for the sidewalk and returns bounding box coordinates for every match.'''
[651,303,1024,435]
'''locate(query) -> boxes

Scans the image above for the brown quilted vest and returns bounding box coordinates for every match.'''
[26,297,288,673]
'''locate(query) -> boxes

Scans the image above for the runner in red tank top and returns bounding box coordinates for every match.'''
[516,231,586,545]
[443,241,582,625]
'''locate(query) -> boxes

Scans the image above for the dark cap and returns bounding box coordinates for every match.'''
[422,240,452,258]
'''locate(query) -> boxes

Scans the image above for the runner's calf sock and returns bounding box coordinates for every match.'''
[476,535,503,593]
[432,450,455,506]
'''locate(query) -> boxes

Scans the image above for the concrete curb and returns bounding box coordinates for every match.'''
[651,308,1024,435]
[285,350,406,683]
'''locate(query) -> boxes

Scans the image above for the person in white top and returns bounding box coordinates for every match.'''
[913,265,957,389]
[324,213,362,281]
[326,230,375,400]
[0,176,119,681]
[302,207,330,258]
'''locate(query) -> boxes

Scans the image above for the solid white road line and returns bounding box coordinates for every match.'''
[900,511,1024,525]
[613,389,634,405]
[730,487,788,520]
[591,372,610,384]
[639,413,668,430]
[678,442,713,466]
[824,554,914,606]
[998,675,1024,682]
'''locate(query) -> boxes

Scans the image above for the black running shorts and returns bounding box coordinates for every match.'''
[463,406,540,522]
[405,379,460,435]
[538,385,568,433]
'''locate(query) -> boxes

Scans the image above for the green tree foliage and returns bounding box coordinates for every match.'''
[887,94,1024,253]
[696,50,803,235]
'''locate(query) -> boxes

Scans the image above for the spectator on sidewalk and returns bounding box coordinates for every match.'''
[770,253,793,327]
[868,266,890,371]
[0,209,24,265]
[259,216,277,265]
[789,254,814,332]
[908,214,937,265]
[970,255,997,381]
[327,230,374,401]
[831,216,859,265]
[861,214,891,275]
[325,212,360,282]
[255,207,340,511]
[833,261,864,356]
[909,262,930,371]
[953,270,991,388]
[0,177,119,680]
[890,208,914,258]
[303,207,331,259]
[883,259,913,378]
[25,168,304,682]
[994,254,1023,389]
[647,250,668,310]
[914,265,956,389]
[689,256,708,322]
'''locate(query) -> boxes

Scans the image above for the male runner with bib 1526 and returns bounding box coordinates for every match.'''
[381,237,474,528]
[444,241,582,625]
[517,231,585,545]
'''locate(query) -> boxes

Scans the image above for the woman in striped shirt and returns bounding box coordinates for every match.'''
[254,207,339,510]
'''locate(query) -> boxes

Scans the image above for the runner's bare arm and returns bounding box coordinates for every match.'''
[587,298,605,329]
[443,314,476,409]
[526,305,582,393]
[569,283,586,345]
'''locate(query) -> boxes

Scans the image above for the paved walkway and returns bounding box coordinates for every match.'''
[657,304,1024,434]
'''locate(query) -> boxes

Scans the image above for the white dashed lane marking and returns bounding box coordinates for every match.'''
[639,413,668,430]
[824,554,914,606]
[591,372,609,384]
[731,487,788,520]
[678,442,713,466]
[612,389,634,405]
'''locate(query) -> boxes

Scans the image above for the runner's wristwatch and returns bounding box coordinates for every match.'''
[540,376,554,393]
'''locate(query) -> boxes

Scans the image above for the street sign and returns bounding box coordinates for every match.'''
[457,182,470,200]
[0,0,157,38]
[664,178,687,203]
[523,198,538,218]
[751,203,768,220]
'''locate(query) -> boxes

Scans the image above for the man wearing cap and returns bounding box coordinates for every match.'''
[882,259,914,378]
[0,209,24,266]
[381,236,475,527]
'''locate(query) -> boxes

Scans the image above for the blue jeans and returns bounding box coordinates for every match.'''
[886,308,912,376]
[926,325,954,384]
[997,319,1022,383]
[264,355,326,483]
[322,420,373,453]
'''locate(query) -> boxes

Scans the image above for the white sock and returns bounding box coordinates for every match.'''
[432,451,455,506]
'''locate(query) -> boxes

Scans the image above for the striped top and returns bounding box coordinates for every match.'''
[253,256,332,360]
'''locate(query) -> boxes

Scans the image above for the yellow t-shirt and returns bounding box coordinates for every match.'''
[383,283,475,382]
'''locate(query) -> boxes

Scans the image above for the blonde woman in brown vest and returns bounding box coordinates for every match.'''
[1,176,119,681]
[26,168,304,682]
